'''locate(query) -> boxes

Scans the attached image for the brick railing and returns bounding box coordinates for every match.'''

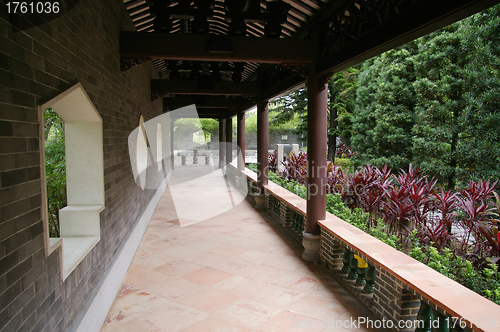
[238,166,500,332]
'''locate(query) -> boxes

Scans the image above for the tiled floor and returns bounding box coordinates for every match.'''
[101,165,376,332]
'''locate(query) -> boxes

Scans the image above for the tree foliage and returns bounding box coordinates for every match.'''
[351,42,418,170]
[328,67,359,160]
[44,108,65,238]
[351,5,500,187]
[269,88,308,135]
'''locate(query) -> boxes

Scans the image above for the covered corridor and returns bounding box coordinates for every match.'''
[2,0,500,331]
[100,165,375,332]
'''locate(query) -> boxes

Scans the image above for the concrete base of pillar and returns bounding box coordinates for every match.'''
[250,193,266,210]
[302,231,321,262]
[218,161,226,169]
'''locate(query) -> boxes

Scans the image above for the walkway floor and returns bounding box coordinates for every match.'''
[100,164,376,332]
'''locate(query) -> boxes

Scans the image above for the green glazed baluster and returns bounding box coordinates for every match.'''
[434,312,450,332]
[355,255,368,286]
[348,254,358,280]
[451,326,465,332]
[415,302,433,332]
[341,249,352,274]
[363,265,375,294]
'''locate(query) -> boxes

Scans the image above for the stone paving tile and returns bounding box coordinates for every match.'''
[100,165,375,332]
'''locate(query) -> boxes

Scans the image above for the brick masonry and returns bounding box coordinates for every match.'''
[320,229,421,332]
[263,189,305,244]
[0,1,169,331]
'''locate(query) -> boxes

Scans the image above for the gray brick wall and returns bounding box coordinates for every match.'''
[0,1,169,331]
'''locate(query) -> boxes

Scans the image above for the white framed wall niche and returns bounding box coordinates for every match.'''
[39,82,105,280]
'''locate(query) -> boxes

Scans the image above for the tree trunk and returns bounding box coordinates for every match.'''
[327,82,338,162]
[447,107,459,189]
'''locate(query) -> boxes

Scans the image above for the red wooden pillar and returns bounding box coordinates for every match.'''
[219,118,225,168]
[237,111,245,172]
[170,118,175,169]
[306,75,328,235]
[257,101,269,192]
[226,117,233,165]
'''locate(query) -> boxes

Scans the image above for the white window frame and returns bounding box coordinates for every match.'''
[39,83,105,280]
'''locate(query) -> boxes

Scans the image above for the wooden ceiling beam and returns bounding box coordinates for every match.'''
[121,31,314,64]
[163,97,243,110]
[152,79,260,96]
[168,108,233,119]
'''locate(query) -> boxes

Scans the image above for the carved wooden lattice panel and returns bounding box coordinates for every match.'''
[321,0,419,57]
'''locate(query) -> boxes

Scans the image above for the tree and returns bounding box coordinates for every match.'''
[269,88,308,136]
[412,6,500,188]
[351,42,418,170]
[270,70,359,160]
[199,118,219,141]
[44,108,66,238]
[328,67,359,161]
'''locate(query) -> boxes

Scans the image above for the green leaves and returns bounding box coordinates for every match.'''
[351,5,500,187]
[44,108,66,238]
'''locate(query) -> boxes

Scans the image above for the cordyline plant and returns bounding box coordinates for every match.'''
[336,142,356,158]
[278,151,308,185]
[478,192,500,266]
[456,180,498,264]
[381,165,423,245]
[417,188,458,250]
[349,164,393,229]
[266,150,500,267]
[326,161,346,194]
[268,149,277,172]
[341,164,380,210]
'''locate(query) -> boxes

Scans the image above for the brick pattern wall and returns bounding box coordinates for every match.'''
[0,1,168,331]
[320,229,421,332]
[320,230,375,309]
[319,228,344,270]
[264,189,305,244]
[373,269,420,331]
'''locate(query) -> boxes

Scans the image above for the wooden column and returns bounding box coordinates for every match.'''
[257,101,269,191]
[225,117,233,165]
[219,118,225,168]
[306,75,328,235]
[237,111,245,172]
[170,118,175,169]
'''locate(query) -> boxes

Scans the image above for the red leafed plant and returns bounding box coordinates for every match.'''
[326,161,346,194]
[432,188,458,231]
[417,217,456,250]
[381,165,438,247]
[268,149,277,172]
[336,142,356,158]
[341,164,378,210]
[357,164,393,229]
[456,180,498,265]
[279,151,308,185]
[476,191,500,267]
